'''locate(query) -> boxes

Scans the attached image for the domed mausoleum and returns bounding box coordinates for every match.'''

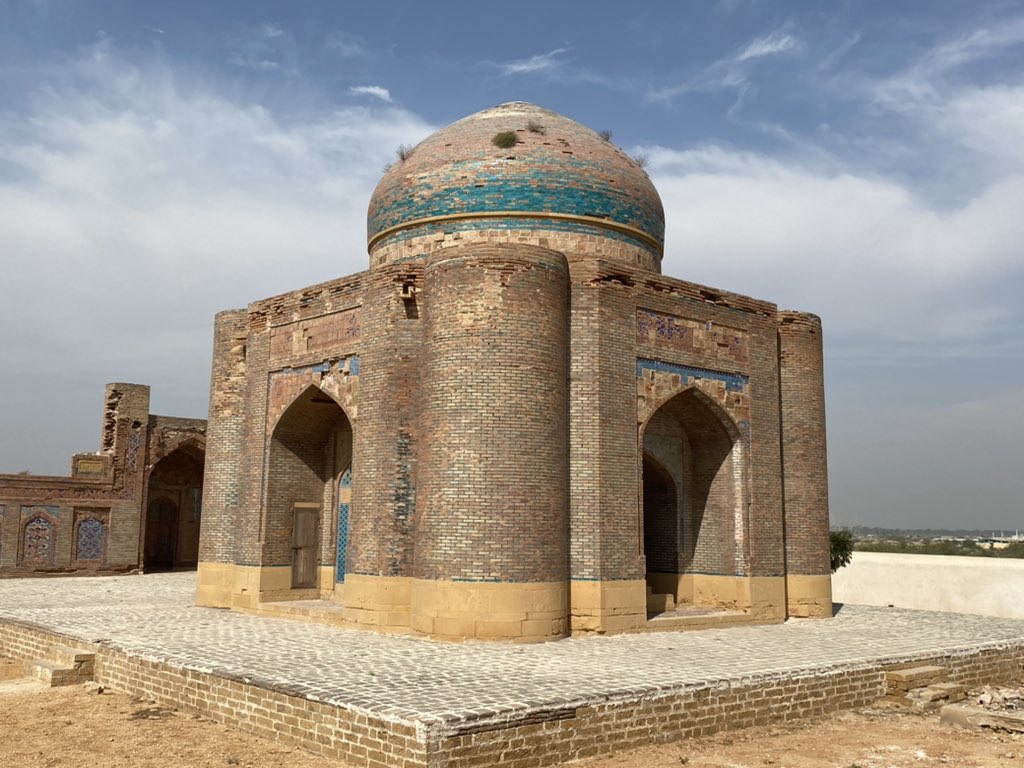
[196,103,832,641]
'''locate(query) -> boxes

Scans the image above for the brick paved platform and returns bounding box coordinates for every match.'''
[2,573,1024,767]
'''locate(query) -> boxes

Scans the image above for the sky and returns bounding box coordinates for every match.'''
[0,0,1022,531]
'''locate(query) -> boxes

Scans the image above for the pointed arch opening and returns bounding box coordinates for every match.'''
[145,442,205,571]
[265,385,352,591]
[641,387,745,614]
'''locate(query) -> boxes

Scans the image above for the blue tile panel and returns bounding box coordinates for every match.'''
[22,513,56,567]
[76,517,105,561]
[274,355,359,377]
[341,355,360,376]
[336,467,352,583]
[637,358,748,393]
[370,160,663,240]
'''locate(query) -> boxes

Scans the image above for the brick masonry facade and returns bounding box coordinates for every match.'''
[197,102,833,639]
[0,383,206,576]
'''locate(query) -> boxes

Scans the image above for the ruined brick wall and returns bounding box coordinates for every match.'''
[414,243,569,584]
[0,383,205,576]
[778,311,831,576]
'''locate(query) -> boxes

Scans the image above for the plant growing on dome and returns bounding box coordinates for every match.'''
[492,131,518,148]
[526,120,546,134]
[396,144,413,161]
[598,129,613,141]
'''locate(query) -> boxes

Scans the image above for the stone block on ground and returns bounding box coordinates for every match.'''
[886,665,947,691]
[941,704,1024,733]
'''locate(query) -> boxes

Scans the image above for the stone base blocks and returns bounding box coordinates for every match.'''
[884,665,967,710]
[24,641,96,687]
[3,615,1024,768]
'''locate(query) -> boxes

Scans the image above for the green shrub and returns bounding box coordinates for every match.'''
[830,529,854,572]
[492,131,518,148]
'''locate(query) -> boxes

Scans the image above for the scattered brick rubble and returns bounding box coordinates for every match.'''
[969,684,1024,711]
[941,683,1024,733]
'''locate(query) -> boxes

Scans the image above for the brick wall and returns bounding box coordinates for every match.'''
[778,311,830,576]
[415,243,569,583]
[0,383,205,576]
[3,618,1022,768]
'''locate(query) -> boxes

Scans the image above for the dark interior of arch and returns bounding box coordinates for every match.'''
[145,445,205,571]
[265,386,351,570]
[642,388,739,582]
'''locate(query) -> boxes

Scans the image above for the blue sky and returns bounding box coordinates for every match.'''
[1,1,1022,530]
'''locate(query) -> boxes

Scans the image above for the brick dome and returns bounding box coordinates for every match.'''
[367,102,664,257]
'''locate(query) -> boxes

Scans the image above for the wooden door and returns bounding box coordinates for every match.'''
[291,505,319,588]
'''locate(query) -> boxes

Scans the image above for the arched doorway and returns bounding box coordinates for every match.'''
[641,387,742,613]
[643,452,679,576]
[265,386,352,591]
[145,443,205,571]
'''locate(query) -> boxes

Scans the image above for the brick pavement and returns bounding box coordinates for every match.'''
[2,572,1024,731]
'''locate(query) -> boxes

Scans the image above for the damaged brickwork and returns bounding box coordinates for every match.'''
[0,383,206,576]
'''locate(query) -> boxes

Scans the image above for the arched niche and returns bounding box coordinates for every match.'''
[640,386,746,610]
[265,385,352,590]
[145,441,205,571]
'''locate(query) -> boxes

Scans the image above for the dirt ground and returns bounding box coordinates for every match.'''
[1,656,1021,768]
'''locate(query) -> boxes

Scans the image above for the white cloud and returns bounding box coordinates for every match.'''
[646,144,1024,344]
[867,18,1024,117]
[736,29,800,62]
[350,85,393,103]
[938,85,1024,171]
[0,44,434,472]
[647,27,802,104]
[227,21,298,73]
[498,48,571,75]
[326,32,368,58]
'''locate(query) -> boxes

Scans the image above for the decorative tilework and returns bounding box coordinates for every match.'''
[637,358,748,393]
[339,355,360,376]
[76,517,105,561]
[126,429,142,471]
[22,515,55,567]
[367,103,665,252]
[636,309,748,365]
[335,467,352,583]
[268,309,360,363]
[191,488,202,522]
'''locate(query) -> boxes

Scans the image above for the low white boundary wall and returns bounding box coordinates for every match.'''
[832,551,1024,620]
